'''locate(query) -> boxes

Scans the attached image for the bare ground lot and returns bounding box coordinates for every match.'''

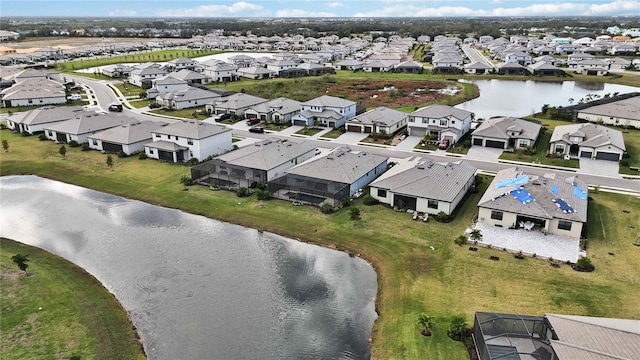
[3,37,175,53]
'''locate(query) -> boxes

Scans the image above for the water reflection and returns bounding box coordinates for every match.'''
[0,176,377,360]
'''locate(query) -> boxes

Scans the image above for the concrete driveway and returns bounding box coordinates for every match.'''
[466,146,503,161]
[579,158,621,178]
[394,135,422,151]
[334,132,369,145]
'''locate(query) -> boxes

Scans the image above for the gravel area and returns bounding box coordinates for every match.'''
[473,222,583,263]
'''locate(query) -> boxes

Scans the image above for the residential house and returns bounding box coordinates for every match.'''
[473,312,640,360]
[6,68,62,83]
[268,147,388,207]
[527,62,565,76]
[471,116,541,150]
[191,138,317,188]
[44,113,130,144]
[227,54,254,68]
[605,57,632,70]
[165,57,198,72]
[567,52,595,62]
[576,95,640,129]
[1,78,66,107]
[146,76,189,99]
[88,120,169,155]
[394,60,423,73]
[407,105,473,142]
[206,93,268,117]
[369,157,476,215]
[266,60,298,74]
[243,97,301,123]
[345,106,408,134]
[609,44,636,56]
[291,95,357,128]
[464,61,493,74]
[432,57,463,73]
[362,61,395,73]
[170,69,210,85]
[496,62,527,75]
[504,51,532,65]
[237,66,276,80]
[570,59,609,72]
[555,44,583,55]
[333,59,364,71]
[297,62,336,76]
[156,87,221,110]
[549,123,625,161]
[144,121,232,162]
[6,105,87,134]
[101,64,134,78]
[202,62,239,82]
[128,64,168,87]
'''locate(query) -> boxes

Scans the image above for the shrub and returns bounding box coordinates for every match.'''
[448,315,468,341]
[236,187,250,197]
[81,143,91,151]
[349,207,361,221]
[21,130,30,137]
[187,158,199,166]
[256,189,270,200]
[0,123,7,130]
[362,194,379,206]
[38,134,47,141]
[138,152,148,160]
[435,211,449,222]
[320,203,334,214]
[117,150,127,158]
[68,140,79,147]
[575,256,595,272]
[180,175,193,187]
[341,196,352,208]
[454,235,468,246]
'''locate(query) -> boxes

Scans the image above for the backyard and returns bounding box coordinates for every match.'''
[1,129,639,359]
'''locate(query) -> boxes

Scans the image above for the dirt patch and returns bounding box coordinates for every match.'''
[3,37,168,53]
[327,79,460,109]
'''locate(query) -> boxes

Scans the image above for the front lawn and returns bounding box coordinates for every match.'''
[294,127,323,136]
[619,128,640,175]
[128,99,153,109]
[260,122,290,132]
[1,129,639,360]
[113,82,144,97]
[320,127,346,139]
[149,106,208,120]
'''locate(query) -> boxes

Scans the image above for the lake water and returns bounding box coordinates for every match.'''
[455,79,640,120]
[0,176,377,360]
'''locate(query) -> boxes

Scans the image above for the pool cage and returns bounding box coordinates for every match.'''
[191,159,268,190]
[268,173,350,207]
[473,312,557,360]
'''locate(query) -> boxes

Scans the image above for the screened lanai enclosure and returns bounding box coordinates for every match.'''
[268,173,350,207]
[473,312,557,360]
[191,159,268,189]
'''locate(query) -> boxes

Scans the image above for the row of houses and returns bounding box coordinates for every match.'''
[0,68,68,107]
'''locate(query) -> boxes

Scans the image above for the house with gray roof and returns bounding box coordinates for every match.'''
[362,61,395,73]
[170,69,210,85]
[191,138,318,189]
[464,61,493,75]
[369,157,476,215]
[206,93,268,117]
[146,75,189,99]
[576,94,640,129]
[243,97,301,123]
[471,117,542,150]
[549,123,625,161]
[496,62,527,75]
[291,95,357,128]
[44,113,131,144]
[473,312,640,360]
[128,64,168,87]
[345,106,408,134]
[202,61,239,83]
[297,62,336,76]
[269,147,388,207]
[156,87,221,110]
[165,57,198,72]
[144,120,232,163]
[1,78,66,107]
[394,60,423,73]
[6,105,87,134]
[477,167,588,239]
[408,105,473,143]
[237,66,276,80]
[527,62,565,76]
[333,59,364,71]
[88,120,169,155]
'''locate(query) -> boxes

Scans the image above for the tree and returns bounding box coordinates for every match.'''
[59,145,66,158]
[469,229,483,242]
[106,155,113,169]
[349,207,361,221]
[11,253,30,275]
[448,314,468,341]
[2,139,8,152]
[417,313,434,336]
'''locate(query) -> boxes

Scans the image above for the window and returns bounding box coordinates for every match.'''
[409,117,415,123]
[519,140,529,148]
[155,133,161,138]
[187,138,193,145]
[451,120,455,124]
[440,119,447,126]
[377,189,387,198]
[491,210,503,221]
[554,145,565,153]
[422,119,428,124]
[149,149,154,154]
[558,220,572,231]
[92,139,97,146]
[428,199,438,209]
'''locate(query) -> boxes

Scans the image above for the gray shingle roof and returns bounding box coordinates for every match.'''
[478,167,588,223]
[297,109,342,120]
[370,157,476,202]
[158,87,220,103]
[88,121,169,145]
[154,120,230,139]
[285,147,388,184]
[578,95,640,121]
[550,123,625,151]
[346,106,407,127]
[213,93,268,110]
[215,138,316,170]
[0,78,65,100]
[302,95,356,108]
[45,113,132,135]
[9,106,87,126]
[472,117,542,141]
[410,104,472,121]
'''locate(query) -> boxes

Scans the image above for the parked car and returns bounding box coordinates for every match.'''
[246,118,260,126]
[438,138,450,150]
[148,102,161,109]
[67,94,82,101]
[108,104,123,112]
[213,113,231,121]
[249,126,265,133]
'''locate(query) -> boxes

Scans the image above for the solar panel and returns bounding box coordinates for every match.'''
[496,175,529,189]
[510,188,534,204]
[573,185,587,200]
[551,185,559,195]
[553,198,575,213]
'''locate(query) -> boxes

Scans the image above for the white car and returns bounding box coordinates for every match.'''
[67,94,82,101]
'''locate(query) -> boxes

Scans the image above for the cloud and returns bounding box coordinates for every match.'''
[354,0,640,17]
[155,2,266,17]
[108,9,137,17]
[327,2,346,8]
[275,9,337,17]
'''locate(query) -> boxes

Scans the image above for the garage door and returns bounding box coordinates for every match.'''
[409,127,427,137]
[346,125,361,132]
[595,151,620,161]
[580,151,592,158]
[473,138,483,146]
[485,140,505,149]
[293,120,307,126]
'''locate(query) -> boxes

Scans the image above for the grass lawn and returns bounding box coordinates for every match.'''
[149,106,208,120]
[0,238,144,360]
[619,128,640,175]
[128,99,152,109]
[1,129,639,360]
[113,83,144,97]
[294,127,323,136]
[320,127,345,139]
[360,135,393,145]
[260,122,290,132]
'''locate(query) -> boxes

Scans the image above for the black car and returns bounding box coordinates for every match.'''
[108,104,123,112]
[148,102,161,109]
[248,126,265,133]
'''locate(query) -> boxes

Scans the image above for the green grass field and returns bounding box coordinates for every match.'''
[1,129,639,359]
[0,238,144,360]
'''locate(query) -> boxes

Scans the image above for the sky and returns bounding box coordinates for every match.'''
[1,0,639,18]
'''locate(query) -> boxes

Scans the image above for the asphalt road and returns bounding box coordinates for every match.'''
[71,75,640,194]
[461,44,494,68]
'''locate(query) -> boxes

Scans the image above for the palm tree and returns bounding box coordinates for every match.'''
[418,313,434,336]
[470,229,482,242]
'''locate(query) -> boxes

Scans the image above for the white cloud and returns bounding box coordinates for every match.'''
[275,9,337,17]
[327,2,346,8]
[108,9,137,17]
[354,0,640,17]
[155,2,266,17]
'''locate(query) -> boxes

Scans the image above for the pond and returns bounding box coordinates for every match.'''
[0,176,377,360]
[455,79,640,120]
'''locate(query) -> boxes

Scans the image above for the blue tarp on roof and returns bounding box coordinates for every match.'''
[510,188,534,204]
[573,185,588,200]
[553,198,575,213]
[551,185,559,195]
[495,175,529,189]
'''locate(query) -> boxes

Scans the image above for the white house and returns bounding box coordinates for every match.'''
[549,123,625,161]
[237,66,276,80]
[144,121,232,162]
[88,120,169,155]
[291,95,357,128]
[243,97,301,123]
[202,62,239,82]
[206,93,268,117]
[576,95,640,129]
[156,87,221,110]
[345,106,408,134]
[128,64,168,87]
[146,76,189,99]
[407,105,473,142]
[471,116,542,150]
[1,78,66,107]
[44,113,130,144]
[5,105,87,134]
